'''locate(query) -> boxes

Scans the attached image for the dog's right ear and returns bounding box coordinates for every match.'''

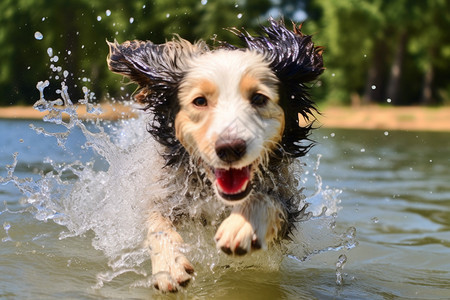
[107,40,160,88]
[107,38,208,103]
[107,38,208,161]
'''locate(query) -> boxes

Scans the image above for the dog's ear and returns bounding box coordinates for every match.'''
[107,38,208,103]
[107,38,208,161]
[230,18,324,116]
[230,18,324,157]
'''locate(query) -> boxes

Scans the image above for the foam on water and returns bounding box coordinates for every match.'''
[1,76,355,290]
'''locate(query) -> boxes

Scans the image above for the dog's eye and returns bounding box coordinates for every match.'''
[193,97,207,107]
[250,93,268,106]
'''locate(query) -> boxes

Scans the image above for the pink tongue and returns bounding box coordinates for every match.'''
[215,167,250,194]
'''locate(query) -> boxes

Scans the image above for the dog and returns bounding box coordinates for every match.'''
[107,19,323,292]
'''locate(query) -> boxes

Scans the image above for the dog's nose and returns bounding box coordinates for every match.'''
[215,138,246,163]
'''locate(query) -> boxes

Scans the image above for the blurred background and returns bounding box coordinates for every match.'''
[0,0,449,107]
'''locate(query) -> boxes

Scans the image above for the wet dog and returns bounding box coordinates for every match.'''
[107,19,323,292]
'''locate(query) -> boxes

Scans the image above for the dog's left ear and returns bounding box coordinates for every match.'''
[230,18,324,157]
[230,18,324,115]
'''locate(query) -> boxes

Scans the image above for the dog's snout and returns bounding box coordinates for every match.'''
[215,138,246,163]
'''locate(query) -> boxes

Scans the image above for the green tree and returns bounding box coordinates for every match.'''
[307,0,450,105]
[408,0,450,105]
[0,0,272,106]
[306,0,382,104]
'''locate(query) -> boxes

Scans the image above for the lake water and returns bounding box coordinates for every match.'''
[1,114,449,299]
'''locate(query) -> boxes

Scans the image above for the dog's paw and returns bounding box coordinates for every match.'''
[151,253,194,292]
[149,232,194,292]
[214,212,265,255]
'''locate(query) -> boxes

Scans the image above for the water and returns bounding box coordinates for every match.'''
[1,100,449,299]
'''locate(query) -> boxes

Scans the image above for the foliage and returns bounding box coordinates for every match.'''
[0,0,449,106]
[307,0,450,105]
[0,0,270,105]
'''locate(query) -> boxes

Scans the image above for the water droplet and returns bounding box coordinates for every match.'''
[129,17,135,23]
[106,10,111,16]
[3,222,11,231]
[41,17,46,22]
[237,13,243,19]
[330,132,335,138]
[386,98,392,103]
[47,47,53,57]
[360,148,365,153]
[34,31,43,40]
[201,0,207,5]
[165,14,170,18]
[335,254,347,285]
[331,73,336,77]
[63,70,69,78]
[97,16,102,21]
[371,85,376,90]
[384,131,389,136]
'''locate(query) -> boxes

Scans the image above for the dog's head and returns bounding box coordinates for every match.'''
[107,19,323,204]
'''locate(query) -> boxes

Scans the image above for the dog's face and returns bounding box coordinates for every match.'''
[107,19,324,205]
[175,50,284,204]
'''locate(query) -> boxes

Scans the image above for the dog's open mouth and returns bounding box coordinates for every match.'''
[214,166,252,201]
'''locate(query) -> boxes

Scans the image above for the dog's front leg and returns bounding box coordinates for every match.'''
[145,211,194,292]
[214,194,285,255]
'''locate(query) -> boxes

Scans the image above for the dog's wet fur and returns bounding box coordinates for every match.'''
[107,19,323,292]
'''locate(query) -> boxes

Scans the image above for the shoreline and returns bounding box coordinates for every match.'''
[1,103,450,132]
[316,105,450,132]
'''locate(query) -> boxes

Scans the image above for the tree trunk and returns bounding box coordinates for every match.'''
[61,8,81,102]
[363,39,386,104]
[420,66,434,105]
[386,31,408,105]
[420,48,436,105]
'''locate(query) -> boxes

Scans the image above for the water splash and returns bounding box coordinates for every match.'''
[2,222,12,242]
[335,254,347,285]
[1,59,356,291]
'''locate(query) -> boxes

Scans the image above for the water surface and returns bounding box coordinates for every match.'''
[1,117,449,299]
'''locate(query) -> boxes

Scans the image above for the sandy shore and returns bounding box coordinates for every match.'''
[1,103,449,132]
[0,103,138,121]
[316,105,450,132]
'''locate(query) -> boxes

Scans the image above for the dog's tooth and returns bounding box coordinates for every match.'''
[238,180,248,193]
